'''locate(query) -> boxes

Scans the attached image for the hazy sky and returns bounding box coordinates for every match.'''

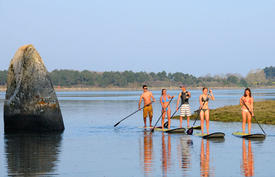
[0,0,274,76]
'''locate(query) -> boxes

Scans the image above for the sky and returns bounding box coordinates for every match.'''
[0,0,274,77]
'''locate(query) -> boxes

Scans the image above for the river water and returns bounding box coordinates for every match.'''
[0,88,275,177]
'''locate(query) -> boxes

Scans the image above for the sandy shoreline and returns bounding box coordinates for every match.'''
[0,86,274,92]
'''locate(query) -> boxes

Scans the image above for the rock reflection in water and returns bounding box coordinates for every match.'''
[5,133,62,176]
[241,140,254,177]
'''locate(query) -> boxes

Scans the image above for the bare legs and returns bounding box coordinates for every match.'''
[143,116,153,128]
[143,117,146,127]
[242,111,252,134]
[187,116,190,128]
[200,110,210,134]
[162,110,165,129]
[162,109,171,129]
[180,116,190,128]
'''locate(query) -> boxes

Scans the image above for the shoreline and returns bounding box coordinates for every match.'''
[0,86,275,92]
[173,100,275,125]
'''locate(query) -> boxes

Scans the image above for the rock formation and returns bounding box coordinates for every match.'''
[4,44,64,132]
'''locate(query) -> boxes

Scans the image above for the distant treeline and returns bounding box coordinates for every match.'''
[0,66,274,88]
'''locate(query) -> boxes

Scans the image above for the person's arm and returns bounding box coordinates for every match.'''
[187,91,191,98]
[209,90,215,100]
[160,96,164,109]
[199,95,203,108]
[240,97,244,106]
[138,95,143,110]
[168,94,174,99]
[251,97,254,116]
[176,93,181,110]
[151,92,156,102]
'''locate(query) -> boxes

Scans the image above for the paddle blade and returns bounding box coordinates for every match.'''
[164,121,168,128]
[151,128,155,133]
[114,122,120,127]
[186,127,193,135]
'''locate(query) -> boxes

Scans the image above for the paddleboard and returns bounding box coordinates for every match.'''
[139,127,153,129]
[154,127,170,132]
[166,128,186,134]
[232,132,265,139]
[195,132,225,139]
[192,126,201,130]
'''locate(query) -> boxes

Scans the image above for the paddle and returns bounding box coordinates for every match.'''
[151,97,174,132]
[241,99,266,135]
[186,101,207,135]
[163,103,183,128]
[114,102,153,127]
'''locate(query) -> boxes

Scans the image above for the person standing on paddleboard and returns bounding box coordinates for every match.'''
[139,85,156,128]
[240,88,254,134]
[160,89,174,129]
[199,87,215,135]
[176,85,191,128]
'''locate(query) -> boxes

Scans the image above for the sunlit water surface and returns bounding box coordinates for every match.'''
[0,89,275,177]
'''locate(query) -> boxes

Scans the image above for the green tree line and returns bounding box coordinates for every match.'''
[0,67,274,87]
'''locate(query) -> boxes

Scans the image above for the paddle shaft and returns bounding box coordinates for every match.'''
[191,101,207,126]
[163,103,183,128]
[151,97,174,132]
[114,102,153,127]
[241,99,266,135]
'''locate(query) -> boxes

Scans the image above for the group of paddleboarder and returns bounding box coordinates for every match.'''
[138,85,255,135]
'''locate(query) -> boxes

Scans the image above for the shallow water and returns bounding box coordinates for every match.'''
[0,89,275,177]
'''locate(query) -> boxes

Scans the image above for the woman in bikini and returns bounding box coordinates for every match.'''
[160,89,174,129]
[240,88,254,134]
[199,87,215,135]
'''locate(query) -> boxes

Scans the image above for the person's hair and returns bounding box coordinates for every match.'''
[244,88,252,97]
[161,89,166,95]
[142,85,147,89]
[202,87,208,91]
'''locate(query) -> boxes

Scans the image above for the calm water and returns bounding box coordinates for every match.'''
[0,89,275,177]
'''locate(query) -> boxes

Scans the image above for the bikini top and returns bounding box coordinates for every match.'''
[201,95,209,103]
[161,95,169,103]
[243,97,252,104]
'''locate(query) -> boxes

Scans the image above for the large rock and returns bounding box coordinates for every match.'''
[4,45,64,132]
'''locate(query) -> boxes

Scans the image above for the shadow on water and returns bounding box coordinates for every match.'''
[4,133,63,177]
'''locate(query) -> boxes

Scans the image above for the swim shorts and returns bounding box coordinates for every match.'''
[180,104,191,117]
[143,105,153,118]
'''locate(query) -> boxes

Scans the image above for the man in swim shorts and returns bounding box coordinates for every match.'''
[138,85,156,127]
[176,85,191,128]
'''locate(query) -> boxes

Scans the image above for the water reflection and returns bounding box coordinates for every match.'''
[178,136,192,173]
[141,131,153,177]
[200,139,212,177]
[241,140,254,177]
[161,132,172,177]
[4,133,62,176]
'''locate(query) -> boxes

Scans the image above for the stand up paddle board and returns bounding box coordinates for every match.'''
[195,132,225,139]
[232,132,265,139]
[192,126,201,130]
[153,127,170,132]
[166,128,186,134]
[139,127,153,129]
